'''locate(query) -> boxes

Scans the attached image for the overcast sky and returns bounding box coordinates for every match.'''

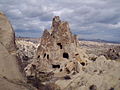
[0,0,120,42]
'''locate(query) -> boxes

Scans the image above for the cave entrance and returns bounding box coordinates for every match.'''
[47,54,49,59]
[57,43,62,49]
[63,52,69,59]
[43,53,46,58]
[52,64,60,68]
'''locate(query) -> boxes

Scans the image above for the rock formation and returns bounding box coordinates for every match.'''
[16,40,38,68]
[0,12,36,90]
[24,16,88,81]
[36,16,80,70]
[104,46,120,60]
[0,12,16,53]
[24,16,120,90]
[0,12,23,81]
[55,55,120,90]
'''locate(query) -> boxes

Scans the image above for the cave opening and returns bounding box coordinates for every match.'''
[63,52,69,59]
[80,62,85,66]
[47,54,49,59]
[43,53,46,58]
[57,43,62,49]
[22,55,29,61]
[37,55,40,58]
[52,64,60,68]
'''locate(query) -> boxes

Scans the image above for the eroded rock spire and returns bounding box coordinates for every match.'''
[25,16,87,82]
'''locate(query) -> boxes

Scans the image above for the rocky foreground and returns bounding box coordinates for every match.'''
[0,12,120,90]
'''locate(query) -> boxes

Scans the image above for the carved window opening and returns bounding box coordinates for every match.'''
[57,43,62,49]
[75,53,79,56]
[47,54,49,59]
[52,64,60,68]
[37,55,40,58]
[80,62,85,66]
[43,53,46,58]
[63,52,69,59]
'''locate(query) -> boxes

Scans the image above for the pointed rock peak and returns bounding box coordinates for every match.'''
[52,16,61,29]
[42,29,51,37]
[53,16,61,23]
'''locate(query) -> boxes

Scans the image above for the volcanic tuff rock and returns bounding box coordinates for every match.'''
[36,16,80,69]
[0,12,35,90]
[24,16,120,90]
[0,12,16,53]
[16,40,38,68]
[55,55,120,90]
[25,16,88,81]
[104,46,120,60]
[0,12,23,81]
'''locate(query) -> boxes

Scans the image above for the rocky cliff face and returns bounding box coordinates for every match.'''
[0,12,23,81]
[0,12,16,53]
[0,12,36,90]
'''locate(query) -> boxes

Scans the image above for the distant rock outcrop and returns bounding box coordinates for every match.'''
[105,46,120,60]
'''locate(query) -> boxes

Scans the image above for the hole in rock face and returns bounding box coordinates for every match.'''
[57,43,62,49]
[22,56,29,61]
[80,62,85,66]
[64,75,71,80]
[32,64,36,69]
[53,36,55,38]
[43,53,46,58]
[60,69,62,72]
[63,52,69,59]
[47,54,49,59]
[65,68,70,74]
[27,76,34,80]
[52,64,60,68]
[75,53,79,56]
[89,85,97,90]
[109,87,114,90]
[37,55,40,58]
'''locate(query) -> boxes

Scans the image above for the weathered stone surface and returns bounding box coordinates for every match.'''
[55,55,120,90]
[104,46,120,60]
[16,40,38,68]
[0,12,16,53]
[0,12,33,90]
[0,43,24,81]
[21,16,120,90]
[0,12,23,81]
[24,16,88,81]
